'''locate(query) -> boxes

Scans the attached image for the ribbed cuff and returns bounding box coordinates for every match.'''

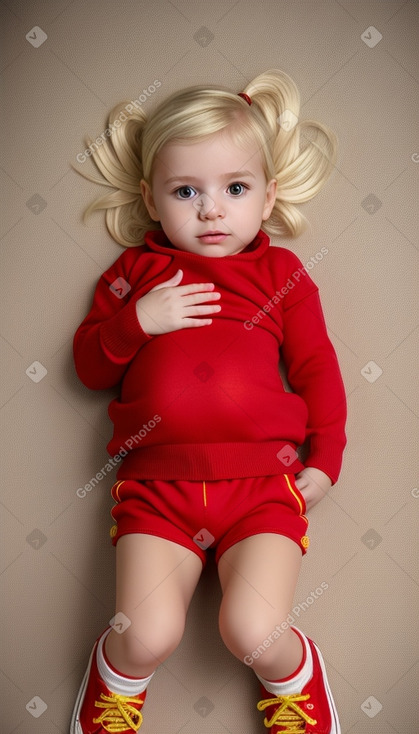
[100,297,152,362]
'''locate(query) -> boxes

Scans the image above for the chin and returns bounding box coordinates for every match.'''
[199,246,233,258]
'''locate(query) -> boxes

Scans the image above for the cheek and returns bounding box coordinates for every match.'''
[157,198,175,219]
[247,195,265,217]
[176,201,195,217]
[160,201,192,228]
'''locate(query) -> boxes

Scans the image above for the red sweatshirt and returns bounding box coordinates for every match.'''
[73,230,346,484]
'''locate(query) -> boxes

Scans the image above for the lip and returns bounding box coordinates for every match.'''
[197,231,229,244]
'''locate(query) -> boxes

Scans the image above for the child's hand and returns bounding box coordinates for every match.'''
[294,467,332,512]
[136,269,221,335]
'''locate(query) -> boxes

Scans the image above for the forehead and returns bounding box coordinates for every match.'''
[153,130,265,180]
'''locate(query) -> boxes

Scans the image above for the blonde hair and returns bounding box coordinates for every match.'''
[76,69,337,247]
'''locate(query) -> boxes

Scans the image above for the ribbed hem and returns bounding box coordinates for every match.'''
[116,441,305,481]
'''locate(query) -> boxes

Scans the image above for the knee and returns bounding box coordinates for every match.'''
[219,599,288,666]
[219,599,264,661]
[115,608,186,669]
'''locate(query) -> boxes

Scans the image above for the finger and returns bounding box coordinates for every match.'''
[179,318,214,329]
[175,282,219,296]
[184,304,222,316]
[181,291,221,306]
[151,269,183,291]
[294,477,310,492]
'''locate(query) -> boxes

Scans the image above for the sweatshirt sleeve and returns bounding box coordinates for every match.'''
[279,253,347,484]
[73,248,153,390]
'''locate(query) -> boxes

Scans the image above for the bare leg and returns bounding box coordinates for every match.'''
[218,533,303,681]
[106,534,203,678]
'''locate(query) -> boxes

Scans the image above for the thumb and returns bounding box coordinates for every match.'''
[150,269,183,292]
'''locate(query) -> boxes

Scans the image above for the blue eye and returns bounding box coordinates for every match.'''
[228,183,246,196]
[175,186,196,199]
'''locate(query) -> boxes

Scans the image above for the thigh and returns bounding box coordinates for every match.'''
[218,533,302,619]
[115,533,203,622]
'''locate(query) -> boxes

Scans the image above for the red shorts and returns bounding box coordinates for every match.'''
[109,473,309,565]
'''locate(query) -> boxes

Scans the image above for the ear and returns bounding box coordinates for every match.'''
[261,178,277,221]
[140,179,160,221]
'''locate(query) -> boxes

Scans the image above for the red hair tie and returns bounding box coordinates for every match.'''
[238,92,252,106]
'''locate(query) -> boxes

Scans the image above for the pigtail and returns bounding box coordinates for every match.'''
[74,102,159,247]
[243,70,337,237]
[75,70,336,247]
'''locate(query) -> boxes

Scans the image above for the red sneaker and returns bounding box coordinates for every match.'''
[70,631,146,733]
[256,631,340,733]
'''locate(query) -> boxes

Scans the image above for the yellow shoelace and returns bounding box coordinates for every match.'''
[93,692,144,732]
[257,693,317,732]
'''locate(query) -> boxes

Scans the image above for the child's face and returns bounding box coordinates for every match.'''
[141,131,277,257]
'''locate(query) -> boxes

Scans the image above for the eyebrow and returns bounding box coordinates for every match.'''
[163,170,257,185]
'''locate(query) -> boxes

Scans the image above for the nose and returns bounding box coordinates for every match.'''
[195,193,225,220]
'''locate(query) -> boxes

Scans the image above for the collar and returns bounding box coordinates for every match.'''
[143,229,270,261]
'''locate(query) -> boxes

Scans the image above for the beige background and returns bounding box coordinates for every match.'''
[1,0,418,732]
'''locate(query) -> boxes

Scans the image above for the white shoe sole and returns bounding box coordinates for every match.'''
[312,640,341,734]
[69,645,96,734]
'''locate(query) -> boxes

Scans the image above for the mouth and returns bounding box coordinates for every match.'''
[197,231,229,244]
